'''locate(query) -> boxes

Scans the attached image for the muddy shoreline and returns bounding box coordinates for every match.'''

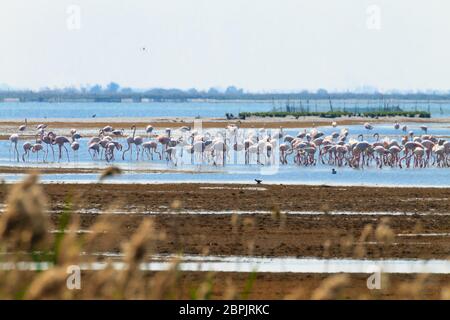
[1,183,449,259]
[156,272,450,299]
[9,183,445,214]
[1,181,449,299]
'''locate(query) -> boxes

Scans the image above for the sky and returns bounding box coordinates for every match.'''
[0,0,449,92]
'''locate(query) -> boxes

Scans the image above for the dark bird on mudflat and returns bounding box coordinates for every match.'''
[255,179,262,184]
[332,169,337,174]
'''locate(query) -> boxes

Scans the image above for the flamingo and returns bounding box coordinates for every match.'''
[133,135,144,160]
[364,122,374,132]
[22,142,32,162]
[99,137,113,159]
[71,141,80,161]
[88,142,100,160]
[105,141,122,162]
[122,125,137,160]
[165,146,178,165]
[19,119,27,132]
[112,128,124,137]
[72,132,82,141]
[32,143,44,161]
[142,141,161,160]
[157,134,171,160]
[41,132,56,162]
[145,125,154,137]
[420,125,428,134]
[102,125,114,133]
[9,134,19,162]
[53,136,71,162]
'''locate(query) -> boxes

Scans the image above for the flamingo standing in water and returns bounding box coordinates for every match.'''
[53,136,71,162]
[105,141,122,162]
[157,134,171,160]
[88,142,100,160]
[32,143,44,162]
[142,141,160,160]
[420,125,428,134]
[364,122,374,134]
[41,131,56,162]
[22,142,32,162]
[9,134,19,162]
[122,125,137,160]
[71,141,80,161]
[133,135,144,161]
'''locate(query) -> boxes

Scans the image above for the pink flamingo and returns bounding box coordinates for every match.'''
[41,132,56,162]
[32,143,44,161]
[9,134,19,162]
[88,142,100,160]
[122,125,137,160]
[71,141,80,161]
[22,142,32,162]
[142,141,161,160]
[53,136,71,162]
[134,135,144,161]
[105,141,122,162]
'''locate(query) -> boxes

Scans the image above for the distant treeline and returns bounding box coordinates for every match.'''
[1,84,450,102]
[238,110,431,119]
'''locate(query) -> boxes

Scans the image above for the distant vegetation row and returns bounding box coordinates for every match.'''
[237,110,431,119]
[1,83,450,102]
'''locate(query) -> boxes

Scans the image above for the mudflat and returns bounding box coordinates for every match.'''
[1,183,448,259]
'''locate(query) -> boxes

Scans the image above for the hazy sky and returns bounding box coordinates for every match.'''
[1,0,449,92]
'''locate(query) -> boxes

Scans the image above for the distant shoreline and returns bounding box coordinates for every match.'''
[3,93,450,104]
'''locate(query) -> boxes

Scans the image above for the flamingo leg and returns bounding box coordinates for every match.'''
[64,145,70,162]
[14,143,19,162]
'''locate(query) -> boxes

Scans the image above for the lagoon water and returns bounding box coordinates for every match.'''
[2,255,450,274]
[1,165,450,187]
[1,123,450,186]
[1,113,449,186]
[1,100,450,119]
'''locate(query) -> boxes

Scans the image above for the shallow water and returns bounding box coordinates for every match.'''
[1,165,450,187]
[1,123,449,187]
[1,101,449,119]
[2,255,450,274]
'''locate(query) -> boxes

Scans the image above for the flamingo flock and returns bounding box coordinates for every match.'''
[6,120,450,169]
[8,120,79,162]
[279,122,450,169]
